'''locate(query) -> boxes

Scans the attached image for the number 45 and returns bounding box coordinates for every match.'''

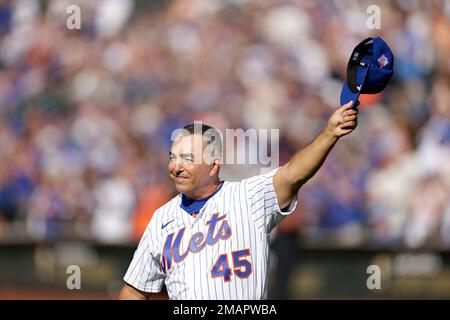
[211,249,252,282]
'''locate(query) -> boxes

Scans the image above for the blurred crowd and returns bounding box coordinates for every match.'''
[0,0,449,248]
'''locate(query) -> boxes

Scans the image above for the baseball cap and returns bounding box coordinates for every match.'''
[340,37,394,109]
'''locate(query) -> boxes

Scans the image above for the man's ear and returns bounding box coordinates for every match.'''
[209,159,220,176]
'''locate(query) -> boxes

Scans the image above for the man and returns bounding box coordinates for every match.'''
[118,100,358,299]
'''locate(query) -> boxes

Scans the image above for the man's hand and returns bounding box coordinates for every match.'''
[325,101,358,138]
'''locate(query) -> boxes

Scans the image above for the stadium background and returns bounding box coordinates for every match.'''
[1,0,450,299]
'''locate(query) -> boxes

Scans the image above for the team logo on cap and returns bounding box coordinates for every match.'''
[377,54,389,69]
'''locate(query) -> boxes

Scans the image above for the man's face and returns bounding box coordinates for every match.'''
[168,134,214,195]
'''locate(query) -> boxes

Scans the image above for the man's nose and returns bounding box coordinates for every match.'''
[173,160,184,172]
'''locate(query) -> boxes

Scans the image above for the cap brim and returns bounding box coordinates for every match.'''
[340,81,361,109]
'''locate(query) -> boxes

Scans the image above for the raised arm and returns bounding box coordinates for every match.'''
[274,101,358,209]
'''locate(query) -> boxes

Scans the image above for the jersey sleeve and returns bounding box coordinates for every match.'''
[242,167,298,234]
[123,211,165,293]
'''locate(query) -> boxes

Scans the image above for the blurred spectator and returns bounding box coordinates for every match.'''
[132,184,171,241]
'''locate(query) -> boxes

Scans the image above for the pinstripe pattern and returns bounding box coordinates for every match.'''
[123,167,297,299]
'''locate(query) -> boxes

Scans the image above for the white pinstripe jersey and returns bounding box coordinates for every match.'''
[123,168,297,300]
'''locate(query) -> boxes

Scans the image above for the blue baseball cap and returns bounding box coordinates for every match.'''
[340,37,394,109]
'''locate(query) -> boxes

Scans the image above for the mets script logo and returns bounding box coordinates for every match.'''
[161,213,231,273]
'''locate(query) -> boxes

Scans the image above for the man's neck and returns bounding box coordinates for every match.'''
[184,179,222,201]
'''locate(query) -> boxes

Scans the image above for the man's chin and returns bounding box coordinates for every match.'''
[173,181,192,194]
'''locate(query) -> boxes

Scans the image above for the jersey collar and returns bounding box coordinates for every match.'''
[180,181,224,216]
